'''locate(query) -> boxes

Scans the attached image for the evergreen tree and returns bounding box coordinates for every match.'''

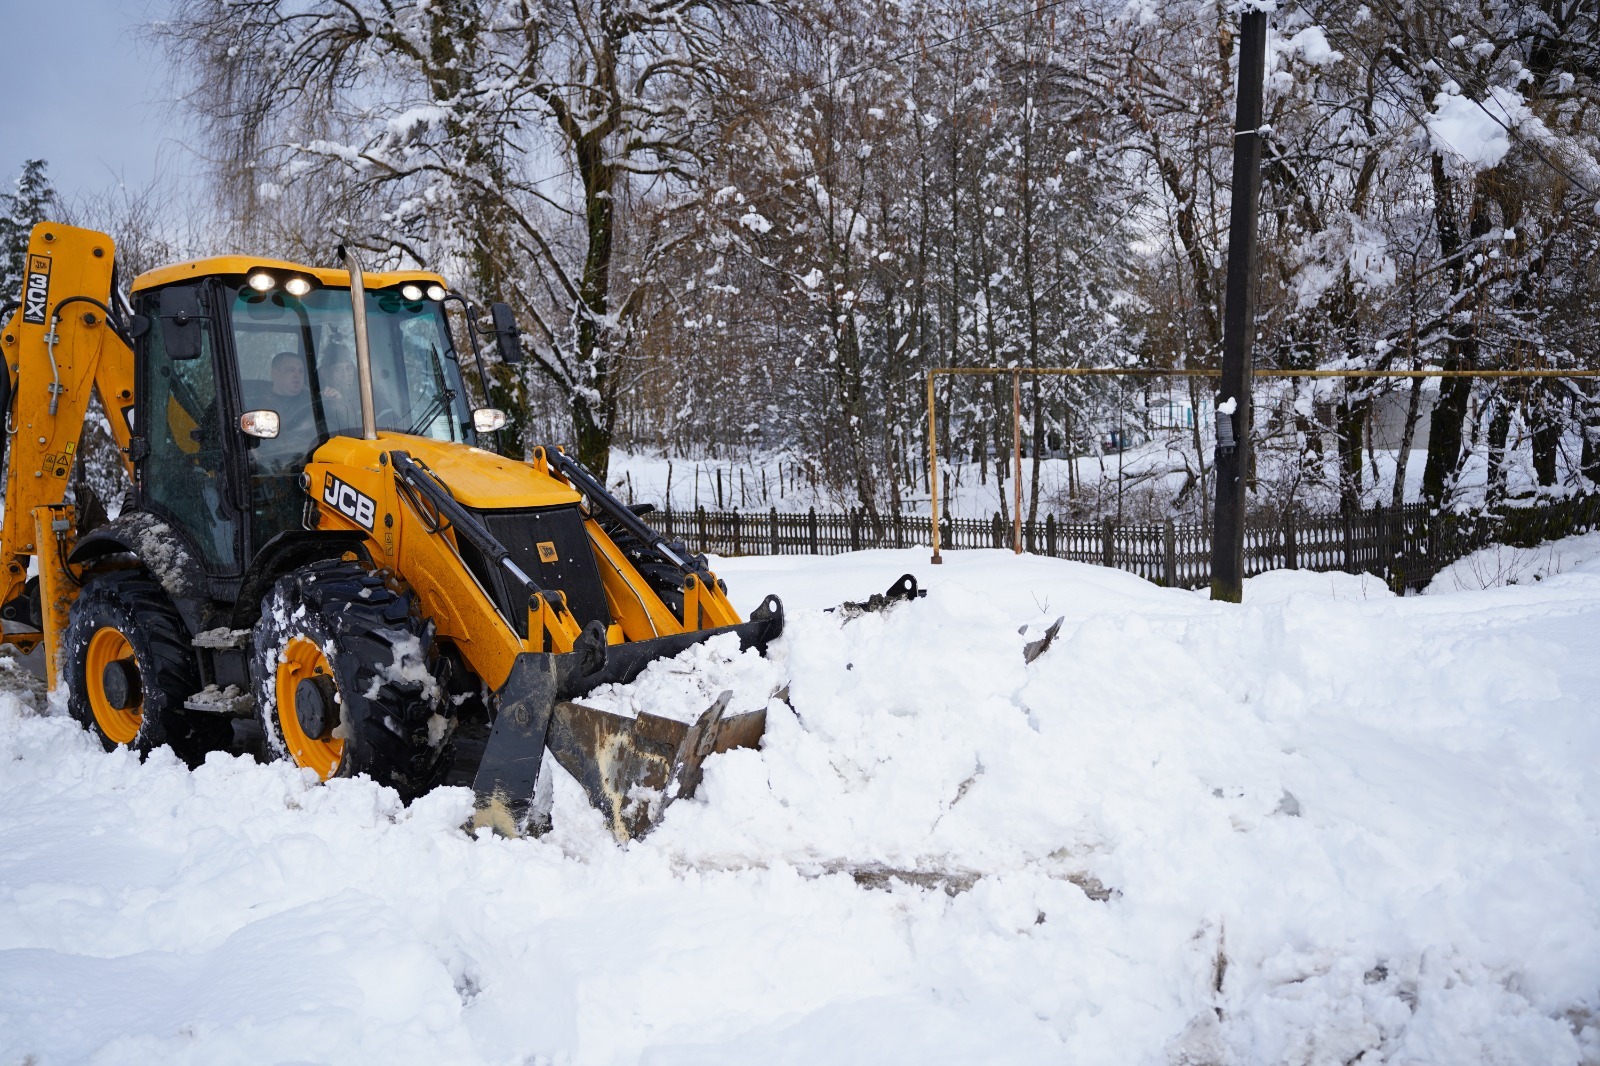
[1,160,58,304]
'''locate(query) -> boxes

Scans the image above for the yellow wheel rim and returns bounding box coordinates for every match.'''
[276,636,345,780]
[85,627,141,745]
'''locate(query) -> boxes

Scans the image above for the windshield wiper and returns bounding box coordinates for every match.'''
[405,389,454,436]
[403,341,456,437]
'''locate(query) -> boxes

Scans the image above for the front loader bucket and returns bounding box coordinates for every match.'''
[546,692,767,841]
[470,595,784,838]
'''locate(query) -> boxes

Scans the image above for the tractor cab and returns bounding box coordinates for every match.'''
[126,259,486,579]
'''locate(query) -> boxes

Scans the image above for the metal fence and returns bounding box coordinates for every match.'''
[649,493,1600,592]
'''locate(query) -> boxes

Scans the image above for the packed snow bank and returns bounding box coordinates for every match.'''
[5,547,1600,1064]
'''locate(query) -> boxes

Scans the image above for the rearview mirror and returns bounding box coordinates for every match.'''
[489,302,522,364]
[158,287,205,361]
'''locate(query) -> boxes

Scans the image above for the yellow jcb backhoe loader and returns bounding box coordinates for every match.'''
[0,221,802,840]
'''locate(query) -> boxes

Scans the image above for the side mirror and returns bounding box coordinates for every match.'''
[489,302,523,364]
[239,410,280,439]
[158,287,205,361]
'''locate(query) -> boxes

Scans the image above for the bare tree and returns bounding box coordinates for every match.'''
[161,0,753,476]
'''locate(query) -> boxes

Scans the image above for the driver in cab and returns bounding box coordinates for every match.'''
[250,350,316,469]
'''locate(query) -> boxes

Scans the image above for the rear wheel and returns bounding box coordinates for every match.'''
[251,558,453,799]
[64,571,225,764]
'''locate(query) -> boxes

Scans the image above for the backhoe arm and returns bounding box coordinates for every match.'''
[0,223,136,649]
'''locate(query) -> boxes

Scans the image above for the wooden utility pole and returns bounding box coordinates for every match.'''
[1012,369,1023,554]
[928,371,943,563]
[1210,5,1270,603]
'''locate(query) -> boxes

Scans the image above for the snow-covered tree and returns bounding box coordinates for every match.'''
[150,0,1600,515]
[163,0,752,477]
[1,160,58,304]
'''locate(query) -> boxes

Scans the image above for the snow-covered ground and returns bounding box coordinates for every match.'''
[4,544,1600,1064]
[1426,530,1600,595]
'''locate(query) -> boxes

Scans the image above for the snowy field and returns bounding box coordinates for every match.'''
[4,544,1600,1064]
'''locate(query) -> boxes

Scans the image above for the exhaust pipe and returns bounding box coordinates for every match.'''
[337,243,379,441]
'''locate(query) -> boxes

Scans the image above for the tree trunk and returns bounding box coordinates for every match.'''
[1485,392,1513,505]
[1337,394,1368,513]
[1582,382,1600,483]
[1391,376,1424,509]
[1530,384,1561,487]
[1421,161,1488,505]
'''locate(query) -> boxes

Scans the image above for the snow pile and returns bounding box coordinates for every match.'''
[1425,530,1600,594]
[581,631,785,724]
[5,547,1600,1063]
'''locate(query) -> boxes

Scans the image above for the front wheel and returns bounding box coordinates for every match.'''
[250,558,454,799]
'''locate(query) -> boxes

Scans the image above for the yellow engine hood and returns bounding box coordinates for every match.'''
[313,433,583,510]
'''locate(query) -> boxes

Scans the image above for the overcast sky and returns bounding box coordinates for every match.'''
[1,0,184,207]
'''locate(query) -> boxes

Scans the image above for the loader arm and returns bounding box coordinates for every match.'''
[0,223,136,651]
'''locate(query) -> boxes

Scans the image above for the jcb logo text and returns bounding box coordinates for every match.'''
[323,473,376,530]
[21,255,50,325]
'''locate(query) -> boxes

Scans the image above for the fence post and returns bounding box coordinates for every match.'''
[1046,514,1057,557]
[1284,510,1297,570]
[732,510,742,556]
[770,507,780,555]
[992,512,1004,548]
[850,508,861,552]
[1342,508,1354,574]
[697,506,707,555]
[808,507,819,554]
[1376,504,1391,585]
[894,510,905,550]
[1102,517,1115,568]
[1163,519,1177,586]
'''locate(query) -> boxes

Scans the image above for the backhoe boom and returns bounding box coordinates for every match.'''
[0,223,136,656]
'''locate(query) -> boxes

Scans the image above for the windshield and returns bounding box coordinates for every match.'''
[230,282,477,547]
[230,283,474,469]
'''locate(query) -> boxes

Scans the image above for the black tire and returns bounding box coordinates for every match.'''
[251,558,453,799]
[63,570,227,765]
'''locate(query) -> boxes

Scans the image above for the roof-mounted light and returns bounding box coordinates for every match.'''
[426,284,447,301]
[401,283,424,301]
[284,276,312,298]
[247,271,276,292]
